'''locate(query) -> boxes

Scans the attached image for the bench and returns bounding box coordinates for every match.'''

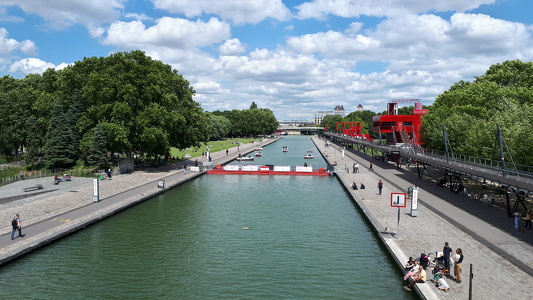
[183,154,192,159]
[23,184,44,192]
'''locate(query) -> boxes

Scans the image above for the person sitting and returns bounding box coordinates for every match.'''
[435,276,449,292]
[403,260,420,281]
[351,182,358,190]
[360,183,365,189]
[404,257,415,274]
[53,175,61,185]
[404,265,426,291]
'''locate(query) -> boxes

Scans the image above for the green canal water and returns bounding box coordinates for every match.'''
[0,136,417,299]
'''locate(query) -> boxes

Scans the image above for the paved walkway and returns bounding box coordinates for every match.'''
[0,138,277,264]
[312,136,533,300]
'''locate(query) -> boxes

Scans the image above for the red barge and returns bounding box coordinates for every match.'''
[207,164,329,176]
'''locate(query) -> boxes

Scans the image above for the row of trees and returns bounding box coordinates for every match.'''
[422,60,533,166]
[320,60,532,166]
[0,51,278,168]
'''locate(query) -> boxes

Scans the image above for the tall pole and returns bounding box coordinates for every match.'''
[442,125,449,163]
[468,263,473,300]
[497,124,506,177]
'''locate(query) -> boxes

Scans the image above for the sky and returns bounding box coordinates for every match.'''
[1,0,532,121]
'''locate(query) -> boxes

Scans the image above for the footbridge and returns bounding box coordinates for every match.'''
[277,126,322,135]
[323,132,533,216]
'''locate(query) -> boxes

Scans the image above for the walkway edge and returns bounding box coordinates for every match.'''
[311,137,440,300]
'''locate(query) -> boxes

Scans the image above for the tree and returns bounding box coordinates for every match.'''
[321,115,344,132]
[43,103,78,168]
[208,114,232,140]
[86,123,110,169]
[51,50,210,157]
[421,59,533,165]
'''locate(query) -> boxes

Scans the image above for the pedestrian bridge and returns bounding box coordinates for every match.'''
[277,126,322,134]
[324,132,533,216]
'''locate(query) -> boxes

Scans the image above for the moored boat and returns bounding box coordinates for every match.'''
[236,156,254,161]
[304,151,314,159]
[282,146,289,152]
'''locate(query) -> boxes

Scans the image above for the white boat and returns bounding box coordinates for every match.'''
[255,146,263,151]
[304,151,314,159]
[255,151,262,157]
[236,156,254,161]
[282,146,289,152]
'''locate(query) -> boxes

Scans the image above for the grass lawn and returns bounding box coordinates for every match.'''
[169,138,260,160]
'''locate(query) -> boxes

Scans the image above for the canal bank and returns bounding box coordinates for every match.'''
[311,136,533,300]
[0,137,280,265]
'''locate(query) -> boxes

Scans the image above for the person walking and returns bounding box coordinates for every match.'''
[19,169,25,180]
[524,210,532,231]
[453,248,463,283]
[514,210,522,231]
[11,213,25,240]
[443,242,453,274]
[226,149,229,156]
[377,180,383,195]
[369,163,373,171]
[352,163,356,173]
[355,163,359,173]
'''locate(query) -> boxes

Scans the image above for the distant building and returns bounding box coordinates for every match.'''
[356,104,363,112]
[334,105,345,116]
[314,105,346,124]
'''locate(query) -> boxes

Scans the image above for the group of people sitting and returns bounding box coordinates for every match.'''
[351,182,365,190]
[402,253,449,292]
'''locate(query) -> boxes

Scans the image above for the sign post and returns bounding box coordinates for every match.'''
[411,186,419,217]
[391,193,407,237]
[93,178,99,202]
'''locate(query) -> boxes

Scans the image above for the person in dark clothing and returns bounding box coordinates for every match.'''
[443,242,453,274]
[11,213,25,240]
[419,253,429,270]
[377,180,383,195]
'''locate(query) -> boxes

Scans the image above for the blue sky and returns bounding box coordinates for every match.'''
[1,0,532,120]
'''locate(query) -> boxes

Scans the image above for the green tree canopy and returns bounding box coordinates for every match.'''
[422,59,533,166]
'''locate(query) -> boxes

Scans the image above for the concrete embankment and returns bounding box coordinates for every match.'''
[0,137,280,265]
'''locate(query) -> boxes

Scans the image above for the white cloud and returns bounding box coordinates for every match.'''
[103,17,231,49]
[9,58,55,75]
[295,0,496,19]
[218,38,246,56]
[124,13,152,21]
[152,0,291,25]
[0,28,36,55]
[0,0,125,29]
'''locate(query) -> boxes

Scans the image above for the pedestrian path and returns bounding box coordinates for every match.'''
[312,136,533,300]
[0,137,278,264]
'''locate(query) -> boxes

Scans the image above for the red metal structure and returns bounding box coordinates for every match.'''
[372,100,428,146]
[335,122,371,140]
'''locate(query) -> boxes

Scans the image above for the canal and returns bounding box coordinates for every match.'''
[1,136,417,299]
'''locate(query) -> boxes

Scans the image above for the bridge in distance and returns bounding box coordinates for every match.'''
[277,126,322,134]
